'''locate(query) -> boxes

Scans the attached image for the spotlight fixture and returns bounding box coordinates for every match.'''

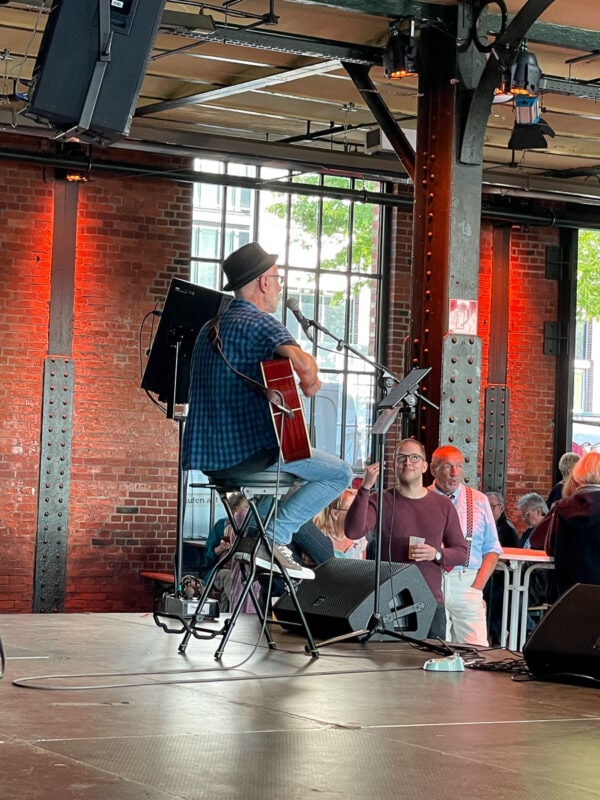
[54,168,90,182]
[508,97,555,150]
[54,142,92,182]
[493,66,514,104]
[510,40,542,96]
[383,18,420,80]
[514,95,540,125]
[507,121,554,150]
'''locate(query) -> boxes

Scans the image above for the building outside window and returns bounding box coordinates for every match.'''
[572,229,600,453]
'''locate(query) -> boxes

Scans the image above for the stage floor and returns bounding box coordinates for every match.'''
[0,612,599,800]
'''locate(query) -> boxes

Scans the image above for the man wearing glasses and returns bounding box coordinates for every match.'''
[344,438,467,638]
[430,445,502,646]
[182,241,353,581]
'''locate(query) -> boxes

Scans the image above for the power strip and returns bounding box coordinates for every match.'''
[159,594,219,620]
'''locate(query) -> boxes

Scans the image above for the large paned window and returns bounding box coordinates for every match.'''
[185,159,386,538]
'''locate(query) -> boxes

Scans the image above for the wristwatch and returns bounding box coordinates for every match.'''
[434,550,442,563]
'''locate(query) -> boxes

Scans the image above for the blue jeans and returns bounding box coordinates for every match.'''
[264,448,353,545]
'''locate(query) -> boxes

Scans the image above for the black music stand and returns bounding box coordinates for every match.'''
[141,278,231,589]
[316,366,438,648]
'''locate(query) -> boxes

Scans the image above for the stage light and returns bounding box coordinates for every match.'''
[493,66,514,104]
[507,94,554,150]
[383,18,420,80]
[53,142,91,182]
[54,168,89,182]
[510,41,542,96]
[514,95,540,125]
[508,118,555,150]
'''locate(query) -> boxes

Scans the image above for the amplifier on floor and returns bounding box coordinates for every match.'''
[274,558,436,641]
[523,583,600,684]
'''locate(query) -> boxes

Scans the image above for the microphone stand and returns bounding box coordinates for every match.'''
[301,314,442,650]
[301,315,398,388]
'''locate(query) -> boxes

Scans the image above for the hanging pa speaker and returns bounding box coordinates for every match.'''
[274,558,436,641]
[523,583,600,683]
[23,0,165,144]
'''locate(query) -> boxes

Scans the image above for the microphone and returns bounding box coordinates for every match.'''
[286,297,314,342]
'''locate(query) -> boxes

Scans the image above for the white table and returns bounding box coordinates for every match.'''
[495,547,555,652]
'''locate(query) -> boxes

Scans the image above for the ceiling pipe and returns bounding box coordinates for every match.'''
[1,145,600,230]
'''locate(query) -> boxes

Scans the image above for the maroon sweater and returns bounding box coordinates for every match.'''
[344,487,467,602]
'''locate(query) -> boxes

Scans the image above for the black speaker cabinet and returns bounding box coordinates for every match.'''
[523,583,600,682]
[24,0,165,144]
[275,559,436,641]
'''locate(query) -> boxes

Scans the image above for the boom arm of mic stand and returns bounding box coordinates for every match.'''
[306,317,398,384]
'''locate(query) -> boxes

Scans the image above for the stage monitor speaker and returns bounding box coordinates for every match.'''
[274,559,436,641]
[523,583,600,683]
[23,0,165,144]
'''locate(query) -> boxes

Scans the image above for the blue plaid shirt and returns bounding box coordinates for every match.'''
[181,299,296,471]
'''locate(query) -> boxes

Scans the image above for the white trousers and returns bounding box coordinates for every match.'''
[442,568,488,646]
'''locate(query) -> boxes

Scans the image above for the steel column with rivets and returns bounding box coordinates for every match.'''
[34,357,74,612]
[33,181,78,612]
[407,7,486,484]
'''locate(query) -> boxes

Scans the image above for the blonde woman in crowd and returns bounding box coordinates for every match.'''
[313,488,367,559]
[530,451,600,595]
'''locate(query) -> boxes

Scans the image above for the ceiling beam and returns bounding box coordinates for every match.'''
[11,0,600,57]
[137,59,344,116]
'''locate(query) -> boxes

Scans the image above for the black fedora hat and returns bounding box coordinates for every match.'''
[222,242,278,291]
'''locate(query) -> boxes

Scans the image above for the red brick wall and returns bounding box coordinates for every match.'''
[388,204,413,379]
[0,143,191,612]
[1,162,54,610]
[505,225,559,529]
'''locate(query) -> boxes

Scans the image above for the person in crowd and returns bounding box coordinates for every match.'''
[484,491,519,645]
[313,488,367,558]
[516,492,555,622]
[516,493,548,548]
[345,438,467,639]
[429,445,502,646]
[547,451,580,508]
[485,492,520,548]
[181,241,353,581]
[529,451,600,595]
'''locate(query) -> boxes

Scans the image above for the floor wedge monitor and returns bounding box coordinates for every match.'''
[274,558,436,641]
[523,583,600,683]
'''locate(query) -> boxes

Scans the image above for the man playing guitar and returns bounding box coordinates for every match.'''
[181,241,353,580]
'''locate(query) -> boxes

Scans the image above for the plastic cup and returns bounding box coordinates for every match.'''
[408,536,426,559]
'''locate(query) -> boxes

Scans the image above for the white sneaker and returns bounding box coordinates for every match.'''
[271,545,315,580]
[234,539,315,580]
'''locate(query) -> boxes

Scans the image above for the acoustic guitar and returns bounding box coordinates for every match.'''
[261,358,311,463]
